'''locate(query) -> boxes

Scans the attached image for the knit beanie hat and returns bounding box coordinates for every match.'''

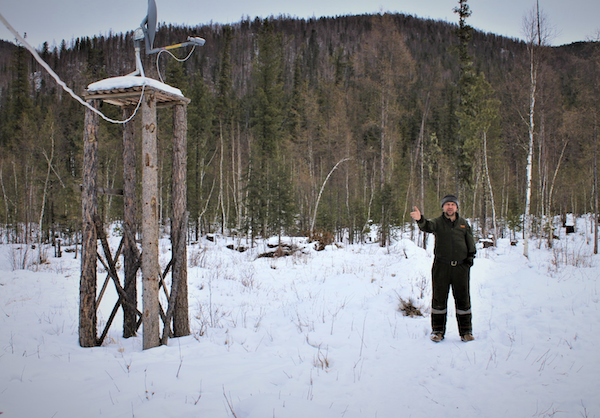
[441,194,459,209]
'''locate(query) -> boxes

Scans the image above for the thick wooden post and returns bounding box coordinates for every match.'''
[122,106,138,338]
[80,100,100,347]
[171,103,190,337]
[141,92,160,350]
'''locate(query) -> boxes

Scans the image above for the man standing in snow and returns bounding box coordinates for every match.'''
[410,195,476,342]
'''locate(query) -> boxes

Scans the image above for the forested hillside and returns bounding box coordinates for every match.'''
[1,12,599,246]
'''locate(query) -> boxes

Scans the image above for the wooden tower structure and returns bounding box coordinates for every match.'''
[79,78,190,350]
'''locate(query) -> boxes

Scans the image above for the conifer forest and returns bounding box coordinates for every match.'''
[1,8,599,248]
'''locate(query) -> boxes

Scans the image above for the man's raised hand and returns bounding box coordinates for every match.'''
[410,206,421,221]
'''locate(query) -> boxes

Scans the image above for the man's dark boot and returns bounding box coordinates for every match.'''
[457,313,473,340]
[431,312,447,341]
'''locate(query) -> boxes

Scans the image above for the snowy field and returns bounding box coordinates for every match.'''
[1,218,599,418]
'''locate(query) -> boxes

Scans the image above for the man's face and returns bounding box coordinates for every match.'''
[443,202,457,217]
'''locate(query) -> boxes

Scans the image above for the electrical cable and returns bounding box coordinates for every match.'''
[0,11,144,125]
[156,45,196,83]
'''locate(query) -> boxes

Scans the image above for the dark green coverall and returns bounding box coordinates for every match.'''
[417,213,476,337]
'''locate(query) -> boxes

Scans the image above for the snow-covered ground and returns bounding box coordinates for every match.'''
[1,218,599,418]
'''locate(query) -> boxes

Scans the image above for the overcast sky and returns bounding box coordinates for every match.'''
[1,0,599,49]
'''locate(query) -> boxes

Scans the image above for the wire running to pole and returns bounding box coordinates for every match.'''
[0,11,144,125]
[156,45,196,84]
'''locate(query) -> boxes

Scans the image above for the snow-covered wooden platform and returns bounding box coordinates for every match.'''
[80,74,190,350]
[84,75,190,107]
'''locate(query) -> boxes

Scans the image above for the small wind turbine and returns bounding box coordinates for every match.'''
[129,0,205,77]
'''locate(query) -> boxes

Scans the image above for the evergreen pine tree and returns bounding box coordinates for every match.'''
[187,74,215,239]
[453,0,477,190]
[246,18,294,240]
[2,46,32,150]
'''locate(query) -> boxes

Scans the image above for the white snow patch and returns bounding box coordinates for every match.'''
[87,75,183,97]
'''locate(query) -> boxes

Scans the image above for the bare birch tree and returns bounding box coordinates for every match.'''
[522,1,552,258]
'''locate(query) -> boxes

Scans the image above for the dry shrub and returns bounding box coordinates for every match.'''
[189,247,207,267]
[398,297,424,317]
